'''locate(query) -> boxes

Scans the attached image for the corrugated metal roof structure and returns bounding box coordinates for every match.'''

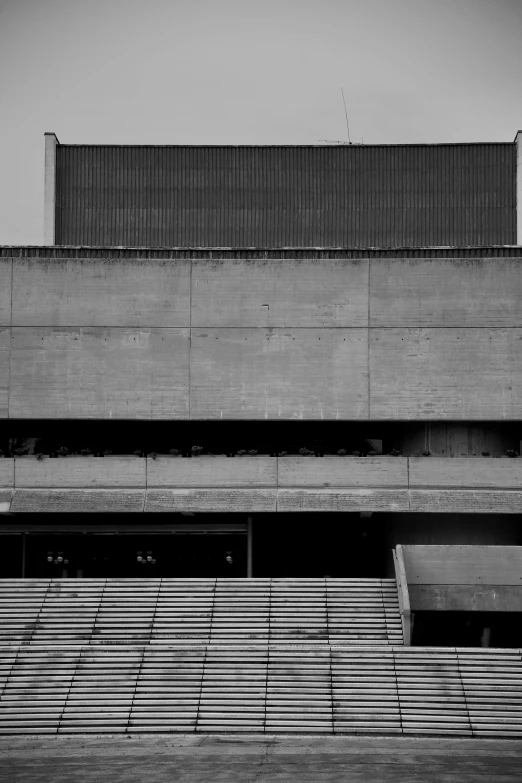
[55,143,516,247]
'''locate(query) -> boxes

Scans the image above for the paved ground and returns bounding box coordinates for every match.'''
[1,734,522,782]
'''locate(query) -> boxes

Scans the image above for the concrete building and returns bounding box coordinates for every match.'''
[0,132,522,735]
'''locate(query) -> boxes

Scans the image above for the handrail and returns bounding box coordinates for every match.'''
[393,544,412,646]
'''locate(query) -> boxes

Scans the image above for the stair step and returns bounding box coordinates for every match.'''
[1,578,520,738]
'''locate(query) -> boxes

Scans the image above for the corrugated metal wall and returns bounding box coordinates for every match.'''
[55,144,516,247]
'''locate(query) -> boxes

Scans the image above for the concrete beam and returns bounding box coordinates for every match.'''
[43,133,59,245]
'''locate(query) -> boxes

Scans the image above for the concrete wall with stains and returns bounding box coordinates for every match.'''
[1,250,522,419]
[400,545,522,612]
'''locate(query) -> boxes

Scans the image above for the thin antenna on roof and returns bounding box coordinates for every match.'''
[341,87,351,145]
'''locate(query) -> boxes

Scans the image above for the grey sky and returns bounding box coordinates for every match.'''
[1,0,521,245]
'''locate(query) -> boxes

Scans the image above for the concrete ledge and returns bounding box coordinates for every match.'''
[10,489,145,513]
[410,489,522,513]
[1,457,522,513]
[145,489,277,513]
[277,489,410,512]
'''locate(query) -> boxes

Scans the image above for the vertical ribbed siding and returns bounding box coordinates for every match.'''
[55,144,517,247]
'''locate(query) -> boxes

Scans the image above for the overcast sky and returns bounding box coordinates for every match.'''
[1,0,521,245]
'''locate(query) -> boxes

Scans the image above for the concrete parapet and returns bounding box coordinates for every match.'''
[2,455,522,513]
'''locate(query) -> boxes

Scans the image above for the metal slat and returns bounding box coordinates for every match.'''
[54,143,516,247]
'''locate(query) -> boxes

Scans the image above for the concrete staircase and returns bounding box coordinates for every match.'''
[0,579,403,646]
[0,579,521,736]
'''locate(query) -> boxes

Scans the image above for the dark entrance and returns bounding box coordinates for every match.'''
[1,512,388,579]
[253,514,387,578]
[22,533,247,578]
[412,611,522,648]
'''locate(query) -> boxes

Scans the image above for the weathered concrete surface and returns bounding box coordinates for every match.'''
[409,457,522,488]
[278,456,408,487]
[10,489,145,513]
[400,544,522,612]
[0,458,14,487]
[401,544,522,585]
[409,490,522,514]
[15,456,146,488]
[409,583,522,612]
[0,259,11,326]
[147,456,277,487]
[277,488,409,512]
[3,253,522,420]
[2,457,522,513]
[190,328,368,419]
[370,328,522,419]
[43,133,57,246]
[0,734,521,783]
[145,488,277,513]
[191,258,369,327]
[0,328,9,418]
[370,257,522,327]
[9,327,190,419]
[12,257,191,327]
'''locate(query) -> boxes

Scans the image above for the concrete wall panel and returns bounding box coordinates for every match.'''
[12,257,191,327]
[192,258,368,327]
[0,459,14,487]
[401,544,522,584]
[9,327,190,419]
[147,456,277,487]
[0,259,11,326]
[15,456,146,488]
[278,456,408,487]
[190,328,368,419]
[370,257,522,327]
[409,584,522,612]
[4,251,522,421]
[0,329,9,418]
[370,328,522,419]
[409,457,522,488]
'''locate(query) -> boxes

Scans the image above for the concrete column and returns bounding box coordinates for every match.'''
[44,132,59,245]
[515,131,522,245]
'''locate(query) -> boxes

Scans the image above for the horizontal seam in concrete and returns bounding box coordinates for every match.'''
[10,484,497,490]
[410,485,522,491]
[147,486,277,490]
[9,325,522,330]
[277,485,408,490]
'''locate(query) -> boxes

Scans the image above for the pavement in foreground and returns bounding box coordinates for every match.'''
[1,734,522,782]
